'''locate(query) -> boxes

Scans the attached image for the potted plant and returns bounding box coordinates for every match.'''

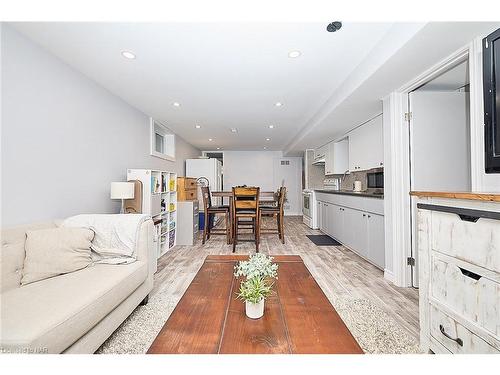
[234,254,278,319]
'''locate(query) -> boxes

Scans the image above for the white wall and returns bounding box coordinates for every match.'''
[222,151,284,191]
[222,150,303,215]
[1,25,200,226]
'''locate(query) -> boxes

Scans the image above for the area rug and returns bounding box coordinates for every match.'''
[97,282,422,354]
[306,234,341,246]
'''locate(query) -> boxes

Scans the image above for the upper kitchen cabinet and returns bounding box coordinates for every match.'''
[313,144,328,162]
[348,114,384,172]
[325,138,349,175]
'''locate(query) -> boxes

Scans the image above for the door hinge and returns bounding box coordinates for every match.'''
[407,257,416,266]
[404,112,412,122]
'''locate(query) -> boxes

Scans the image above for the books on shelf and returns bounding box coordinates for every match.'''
[169,179,176,191]
[161,173,167,192]
[151,175,161,194]
[127,169,177,257]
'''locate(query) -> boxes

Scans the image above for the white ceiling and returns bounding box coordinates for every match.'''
[10,22,394,151]
[10,22,500,155]
[284,22,500,154]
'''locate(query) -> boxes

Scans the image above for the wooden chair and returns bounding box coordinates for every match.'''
[232,186,260,253]
[201,186,231,244]
[260,186,286,244]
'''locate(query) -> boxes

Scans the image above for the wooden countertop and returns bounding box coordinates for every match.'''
[410,191,500,202]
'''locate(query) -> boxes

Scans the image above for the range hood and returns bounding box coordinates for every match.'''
[312,157,325,165]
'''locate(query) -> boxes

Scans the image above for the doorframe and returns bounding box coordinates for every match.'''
[384,43,476,287]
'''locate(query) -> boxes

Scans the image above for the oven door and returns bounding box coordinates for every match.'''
[302,192,311,218]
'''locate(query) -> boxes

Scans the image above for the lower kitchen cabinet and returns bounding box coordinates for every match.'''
[366,213,385,269]
[317,199,385,269]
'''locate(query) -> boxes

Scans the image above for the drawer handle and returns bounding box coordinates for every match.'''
[458,214,480,223]
[459,267,482,281]
[439,325,463,347]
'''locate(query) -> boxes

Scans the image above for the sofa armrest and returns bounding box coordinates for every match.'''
[136,219,156,275]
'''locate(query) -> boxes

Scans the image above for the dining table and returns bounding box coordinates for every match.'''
[211,190,277,204]
[210,190,278,243]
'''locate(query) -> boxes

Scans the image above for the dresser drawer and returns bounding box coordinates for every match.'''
[430,255,500,338]
[430,210,500,273]
[177,177,197,190]
[178,189,197,201]
[430,305,499,354]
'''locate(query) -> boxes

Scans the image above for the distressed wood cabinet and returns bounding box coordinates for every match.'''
[414,194,500,354]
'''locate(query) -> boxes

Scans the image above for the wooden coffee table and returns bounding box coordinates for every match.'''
[147,255,363,354]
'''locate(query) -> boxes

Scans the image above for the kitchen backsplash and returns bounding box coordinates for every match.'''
[337,167,383,191]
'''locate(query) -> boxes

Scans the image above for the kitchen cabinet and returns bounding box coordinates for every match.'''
[325,142,334,175]
[314,144,328,161]
[316,196,385,270]
[320,202,334,236]
[318,201,325,233]
[344,208,368,258]
[325,139,349,176]
[330,204,343,242]
[366,213,385,269]
[348,114,384,172]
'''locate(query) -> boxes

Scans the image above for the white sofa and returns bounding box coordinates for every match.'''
[0,217,155,354]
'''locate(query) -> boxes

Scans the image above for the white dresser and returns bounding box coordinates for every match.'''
[176,201,199,246]
[413,192,500,354]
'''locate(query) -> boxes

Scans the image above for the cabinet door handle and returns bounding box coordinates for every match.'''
[362,214,366,217]
[439,325,463,347]
[459,267,482,281]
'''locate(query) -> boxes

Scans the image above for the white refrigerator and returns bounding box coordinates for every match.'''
[185,158,223,204]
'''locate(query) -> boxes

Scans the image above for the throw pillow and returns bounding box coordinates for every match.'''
[21,227,94,285]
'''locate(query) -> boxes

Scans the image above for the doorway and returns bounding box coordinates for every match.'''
[408,59,471,287]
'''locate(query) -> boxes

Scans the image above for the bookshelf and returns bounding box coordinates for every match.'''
[127,169,177,259]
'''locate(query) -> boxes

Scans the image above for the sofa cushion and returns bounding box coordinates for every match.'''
[0,261,147,353]
[22,227,94,285]
[1,222,57,293]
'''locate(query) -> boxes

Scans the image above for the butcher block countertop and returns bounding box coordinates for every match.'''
[410,191,500,202]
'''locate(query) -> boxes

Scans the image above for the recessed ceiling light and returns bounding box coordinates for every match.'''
[216,147,221,150]
[268,125,274,129]
[121,51,136,59]
[172,102,180,107]
[230,128,238,133]
[195,125,201,129]
[288,50,301,58]
[208,138,213,142]
[266,138,271,141]
[263,147,267,150]
[275,102,283,107]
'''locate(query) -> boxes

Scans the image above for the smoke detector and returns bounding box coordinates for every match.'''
[327,22,342,32]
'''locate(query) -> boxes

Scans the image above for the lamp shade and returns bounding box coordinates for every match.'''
[110,182,135,200]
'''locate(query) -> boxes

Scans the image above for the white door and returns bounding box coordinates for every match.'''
[273,157,302,215]
[409,91,470,287]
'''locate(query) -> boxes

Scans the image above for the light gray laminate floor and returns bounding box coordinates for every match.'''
[97,216,421,354]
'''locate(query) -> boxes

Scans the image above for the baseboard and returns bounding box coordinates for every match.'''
[384,269,394,283]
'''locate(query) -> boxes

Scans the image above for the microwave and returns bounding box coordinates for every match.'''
[367,172,384,189]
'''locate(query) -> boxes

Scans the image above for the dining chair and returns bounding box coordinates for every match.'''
[260,186,286,244]
[201,186,231,244]
[231,186,260,252]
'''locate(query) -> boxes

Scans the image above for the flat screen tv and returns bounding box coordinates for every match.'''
[483,28,500,173]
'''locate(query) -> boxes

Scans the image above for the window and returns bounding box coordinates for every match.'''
[150,118,175,161]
